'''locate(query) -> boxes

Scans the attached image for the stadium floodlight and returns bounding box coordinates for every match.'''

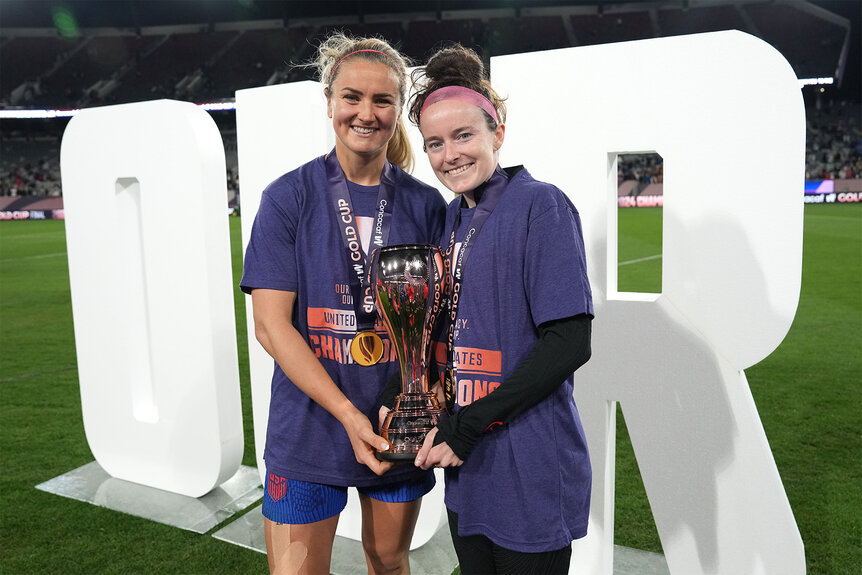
[198,102,237,111]
[0,108,81,119]
[798,77,834,87]
[0,101,236,119]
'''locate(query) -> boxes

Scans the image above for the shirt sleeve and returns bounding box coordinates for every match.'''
[433,313,592,460]
[239,183,300,294]
[523,196,593,326]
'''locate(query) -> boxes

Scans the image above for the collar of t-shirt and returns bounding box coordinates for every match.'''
[458,165,525,209]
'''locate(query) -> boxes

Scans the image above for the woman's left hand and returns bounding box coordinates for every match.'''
[414,427,463,470]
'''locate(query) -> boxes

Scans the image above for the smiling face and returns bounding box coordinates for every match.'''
[420,99,504,203]
[326,59,401,164]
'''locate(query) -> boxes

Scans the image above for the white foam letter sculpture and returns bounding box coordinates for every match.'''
[61,99,243,498]
[492,31,805,573]
[235,82,448,547]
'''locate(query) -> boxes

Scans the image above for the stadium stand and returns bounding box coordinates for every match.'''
[746,2,848,81]
[655,5,747,37]
[1,137,62,198]
[0,0,858,202]
[108,29,240,103]
[199,26,311,99]
[805,100,862,181]
[34,34,163,108]
[401,18,484,61]
[1,2,852,107]
[487,15,570,56]
[1,35,80,105]
[618,180,638,197]
[569,11,654,46]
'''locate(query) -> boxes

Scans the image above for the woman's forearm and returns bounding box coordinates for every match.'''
[252,288,360,423]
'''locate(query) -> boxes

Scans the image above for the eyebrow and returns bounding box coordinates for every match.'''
[339,86,396,99]
[424,125,475,143]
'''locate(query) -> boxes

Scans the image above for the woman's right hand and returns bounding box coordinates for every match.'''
[341,409,394,476]
[414,427,463,470]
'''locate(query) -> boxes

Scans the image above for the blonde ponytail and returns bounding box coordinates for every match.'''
[387,117,414,173]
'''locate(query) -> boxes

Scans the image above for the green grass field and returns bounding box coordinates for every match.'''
[1,205,860,574]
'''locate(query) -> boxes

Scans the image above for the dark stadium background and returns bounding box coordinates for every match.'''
[0,0,858,205]
[1,0,859,96]
[0,2,860,574]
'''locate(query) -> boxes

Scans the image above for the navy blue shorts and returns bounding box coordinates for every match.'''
[262,471,436,525]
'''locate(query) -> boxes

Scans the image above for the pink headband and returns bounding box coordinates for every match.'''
[420,85,499,123]
[329,49,405,83]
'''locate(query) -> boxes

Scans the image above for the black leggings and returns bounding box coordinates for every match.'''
[448,509,572,575]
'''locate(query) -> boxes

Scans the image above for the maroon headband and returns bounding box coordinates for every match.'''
[420,85,499,123]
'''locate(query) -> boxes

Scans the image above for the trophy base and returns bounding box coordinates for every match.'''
[377,392,443,464]
[374,451,417,462]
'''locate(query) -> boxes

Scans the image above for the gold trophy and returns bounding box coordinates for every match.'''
[370,244,448,461]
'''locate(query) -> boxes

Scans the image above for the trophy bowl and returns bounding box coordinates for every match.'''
[370,244,447,461]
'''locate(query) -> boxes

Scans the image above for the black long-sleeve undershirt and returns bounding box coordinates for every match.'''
[432,313,592,460]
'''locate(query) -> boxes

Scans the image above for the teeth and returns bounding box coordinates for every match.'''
[353,126,374,134]
[448,164,471,175]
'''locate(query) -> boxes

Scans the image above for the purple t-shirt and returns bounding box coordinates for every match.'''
[443,166,593,552]
[241,154,446,487]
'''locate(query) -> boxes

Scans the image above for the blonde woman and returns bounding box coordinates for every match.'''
[241,33,446,575]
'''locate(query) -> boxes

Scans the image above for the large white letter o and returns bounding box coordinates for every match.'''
[60,100,243,498]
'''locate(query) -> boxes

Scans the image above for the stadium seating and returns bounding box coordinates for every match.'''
[0,3,858,199]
